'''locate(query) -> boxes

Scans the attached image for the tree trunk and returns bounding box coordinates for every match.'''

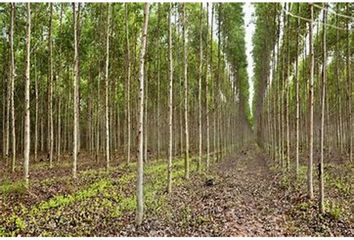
[48,3,54,169]
[24,3,31,186]
[136,3,149,226]
[346,3,352,163]
[10,3,16,172]
[319,3,327,214]
[105,3,111,169]
[205,3,210,171]
[125,3,131,164]
[156,4,161,161]
[198,3,203,172]
[182,3,190,179]
[73,3,79,179]
[167,2,173,193]
[308,3,314,199]
[295,3,300,177]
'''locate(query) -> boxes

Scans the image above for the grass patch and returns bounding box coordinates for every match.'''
[325,200,343,220]
[0,180,27,196]
[32,178,112,214]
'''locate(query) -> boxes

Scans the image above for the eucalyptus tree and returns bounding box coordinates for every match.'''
[308,3,314,199]
[125,3,131,164]
[167,2,173,193]
[24,3,31,186]
[182,3,189,179]
[346,3,352,163]
[105,3,111,169]
[73,2,80,179]
[319,3,328,214]
[10,3,16,172]
[48,3,54,168]
[205,3,210,171]
[136,3,149,226]
[197,2,203,172]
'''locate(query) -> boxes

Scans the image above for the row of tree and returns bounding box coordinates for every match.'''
[0,3,252,224]
[253,3,352,214]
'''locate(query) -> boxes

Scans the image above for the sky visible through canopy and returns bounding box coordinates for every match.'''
[243,2,255,115]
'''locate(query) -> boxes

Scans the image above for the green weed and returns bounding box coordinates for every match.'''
[34,179,112,212]
[326,200,343,220]
[0,180,26,196]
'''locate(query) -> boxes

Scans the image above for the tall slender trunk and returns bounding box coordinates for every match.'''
[57,4,63,162]
[346,3,352,163]
[182,3,189,179]
[136,3,149,226]
[285,3,291,171]
[295,3,300,177]
[73,3,79,179]
[216,3,222,161]
[197,3,203,172]
[10,3,16,172]
[125,3,131,164]
[156,4,161,161]
[205,3,210,171]
[308,3,314,199]
[105,3,111,169]
[48,3,54,168]
[335,5,343,154]
[24,3,31,186]
[319,3,327,214]
[167,2,173,193]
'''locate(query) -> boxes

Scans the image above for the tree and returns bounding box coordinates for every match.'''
[105,3,111,169]
[346,3,352,163]
[10,3,16,172]
[197,3,203,172]
[182,3,189,179]
[307,3,314,200]
[73,2,79,179]
[295,3,300,177]
[125,3,131,164]
[319,3,327,214]
[24,3,31,186]
[205,3,210,171]
[48,3,54,169]
[167,2,173,193]
[34,55,38,162]
[136,2,149,226]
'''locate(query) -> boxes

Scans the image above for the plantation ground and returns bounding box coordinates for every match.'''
[0,144,353,236]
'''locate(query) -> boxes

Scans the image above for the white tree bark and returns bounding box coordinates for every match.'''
[24,3,31,186]
[48,3,54,169]
[308,3,314,199]
[182,3,190,179]
[198,3,203,172]
[319,3,327,214]
[73,3,79,179]
[205,3,210,171]
[136,3,149,226]
[10,3,16,173]
[167,2,173,193]
[125,3,131,164]
[105,3,111,169]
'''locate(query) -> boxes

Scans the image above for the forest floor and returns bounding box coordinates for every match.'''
[0,144,353,236]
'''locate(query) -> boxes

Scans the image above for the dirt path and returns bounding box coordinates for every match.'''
[153,144,292,236]
[131,144,351,236]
